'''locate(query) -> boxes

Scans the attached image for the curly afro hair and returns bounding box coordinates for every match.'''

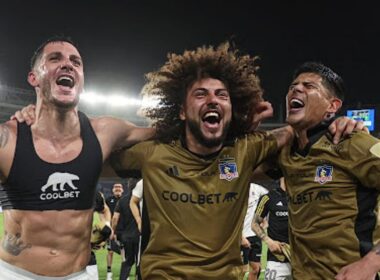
[141,42,264,143]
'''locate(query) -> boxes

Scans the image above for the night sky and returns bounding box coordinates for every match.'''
[1,0,379,122]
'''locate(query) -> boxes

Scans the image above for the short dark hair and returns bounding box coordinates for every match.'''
[30,35,78,69]
[292,62,345,101]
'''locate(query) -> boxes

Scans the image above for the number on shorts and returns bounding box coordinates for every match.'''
[264,268,277,280]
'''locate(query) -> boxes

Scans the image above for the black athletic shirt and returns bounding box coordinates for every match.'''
[255,186,289,262]
[106,195,121,216]
[0,111,103,210]
[114,189,139,239]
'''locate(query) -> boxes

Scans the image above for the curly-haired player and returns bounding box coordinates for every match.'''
[142,42,268,144]
[111,42,293,280]
[112,43,364,280]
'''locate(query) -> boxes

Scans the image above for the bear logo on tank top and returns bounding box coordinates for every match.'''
[40,172,81,200]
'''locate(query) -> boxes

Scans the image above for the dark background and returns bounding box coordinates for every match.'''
[1,0,379,124]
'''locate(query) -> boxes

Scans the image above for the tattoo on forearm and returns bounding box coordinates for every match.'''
[0,125,10,148]
[252,215,266,239]
[2,231,32,256]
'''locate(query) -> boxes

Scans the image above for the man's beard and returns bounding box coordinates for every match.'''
[187,119,230,148]
[41,80,80,110]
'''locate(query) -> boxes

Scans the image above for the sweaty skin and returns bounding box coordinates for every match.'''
[0,41,154,276]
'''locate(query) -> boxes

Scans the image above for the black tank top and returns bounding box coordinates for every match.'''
[0,111,103,210]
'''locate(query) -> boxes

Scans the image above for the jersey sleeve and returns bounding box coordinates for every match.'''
[132,180,143,199]
[344,132,380,189]
[245,131,279,169]
[259,185,269,196]
[111,141,153,178]
[254,193,270,219]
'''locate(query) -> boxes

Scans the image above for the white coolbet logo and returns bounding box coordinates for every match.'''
[40,172,80,200]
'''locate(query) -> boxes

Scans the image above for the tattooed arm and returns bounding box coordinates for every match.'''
[251,213,283,254]
[251,213,267,241]
[0,121,17,174]
[0,124,10,149]
[252,193,284,255]
[267,117,368,151]
[0,122,13,182]
[335,244,380,280]
[268,125,294,150]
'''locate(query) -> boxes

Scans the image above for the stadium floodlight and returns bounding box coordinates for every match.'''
[81,90,160,108]
[108,94,141,107]
[80,91,105,105]
[141,95,160,108]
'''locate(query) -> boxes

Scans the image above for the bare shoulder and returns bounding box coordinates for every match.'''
[90,116,154,151]
[0,120,17,149]
[89,116,143,154]
[90,116,136,134]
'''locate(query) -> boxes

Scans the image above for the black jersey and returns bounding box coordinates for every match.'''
[255,187,289,262]
[114,190,139,239]
[0,112,103,210]
[106,195,121,215]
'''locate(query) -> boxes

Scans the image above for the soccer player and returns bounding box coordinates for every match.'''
[105,183,124,280]
[110,44,359,279]
[0,36,154,279]
[241,182,268,280]
[252,178,291,280]
[112,184,139,280]
[276,62,380,279]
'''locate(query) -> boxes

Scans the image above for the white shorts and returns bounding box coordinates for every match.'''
[264,261,292,280]
[0,259,93,280]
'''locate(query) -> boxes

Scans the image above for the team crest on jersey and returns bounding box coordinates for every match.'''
[314,165,333,184]
[218,159,239,181]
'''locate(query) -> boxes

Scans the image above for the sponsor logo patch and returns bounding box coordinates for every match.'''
[40,172,80,200]
[314,165,333,184]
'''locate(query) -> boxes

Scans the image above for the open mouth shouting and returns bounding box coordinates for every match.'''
[289,98,305,113]
[56,74,75,91]
[202,110,221,131]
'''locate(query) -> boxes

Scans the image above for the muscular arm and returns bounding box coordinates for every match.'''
[0,121,17,182]
[268,125,294,150]
[252,213,283,254]
[11,105,156,160]
[0,124,10,148]
[267,117,367,152]
[93,117,155,154]
[130,195,142,233]
[251,214,267,241]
